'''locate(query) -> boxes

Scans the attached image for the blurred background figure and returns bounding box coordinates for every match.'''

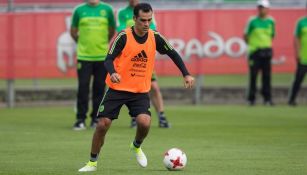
[117,0,170,128]
[57,16,76,73]
[244,0,275,106]
[288,6,307,106]
[70,0,116,130]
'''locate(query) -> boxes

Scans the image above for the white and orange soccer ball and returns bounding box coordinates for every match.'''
[163,148,187,170]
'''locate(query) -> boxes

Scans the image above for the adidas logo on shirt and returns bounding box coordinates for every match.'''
[131,50,148,62]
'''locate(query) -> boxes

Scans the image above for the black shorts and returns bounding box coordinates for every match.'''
[97,88,151,120]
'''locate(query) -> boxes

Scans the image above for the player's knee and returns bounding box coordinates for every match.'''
[96,118,112,132]
[136,115,151,128]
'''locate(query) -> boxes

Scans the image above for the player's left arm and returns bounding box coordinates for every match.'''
[154,32,194,88]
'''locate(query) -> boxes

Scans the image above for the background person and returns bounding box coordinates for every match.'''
[70,0,116,130]
[288,11,307,106]
[244,0,275,106]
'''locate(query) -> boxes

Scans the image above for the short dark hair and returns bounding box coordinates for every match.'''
[133,3,153,17]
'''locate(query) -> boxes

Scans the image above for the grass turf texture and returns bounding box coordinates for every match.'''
[0,105,306,175]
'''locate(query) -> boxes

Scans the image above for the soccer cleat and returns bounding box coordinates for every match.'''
[248,100,255,106]
[73,121,86,131]
[264,100,274,106]
[159,119,170,128]
[130,118,137,128]
[78,161,97,172]
[158,114,170,128]
[90,119,98,129]
[130,143,147,167]
[288,101,297,107]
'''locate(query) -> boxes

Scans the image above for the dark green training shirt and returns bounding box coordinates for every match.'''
[245,16,275,55]
[71,2,116,61]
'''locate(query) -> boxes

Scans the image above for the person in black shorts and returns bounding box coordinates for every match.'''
[70,0,115,130]
[78,3,194,172]
[117,0,170,128]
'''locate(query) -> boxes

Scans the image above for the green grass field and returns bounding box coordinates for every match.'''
[0,105,307,175]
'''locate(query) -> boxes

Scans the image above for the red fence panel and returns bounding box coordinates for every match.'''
[0,12,76,79]
[0,0,83,5]
[0,9,304,79]
[154,9,304,75]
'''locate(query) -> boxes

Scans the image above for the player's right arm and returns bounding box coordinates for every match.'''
[70,28,78,42]
[70,7,79,42]
[294,19,301,64]
[244,17,253,43]
[104,31,127,83]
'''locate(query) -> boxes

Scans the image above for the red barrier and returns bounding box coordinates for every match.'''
[0,12,76,79]
[155,9,304,75]
[0,9,304,79]
[0,0,82,4]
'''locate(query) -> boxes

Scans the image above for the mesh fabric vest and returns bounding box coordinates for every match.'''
[106,28,156,93]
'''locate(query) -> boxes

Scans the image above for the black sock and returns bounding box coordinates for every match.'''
[90,153,98,162]
[133,140,142,148]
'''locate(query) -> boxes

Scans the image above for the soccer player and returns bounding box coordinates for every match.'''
[78,3,194,172]
[70,0,116,130]
[244,0,275,106]
[288,10,307,106]
[117,0,170,128]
